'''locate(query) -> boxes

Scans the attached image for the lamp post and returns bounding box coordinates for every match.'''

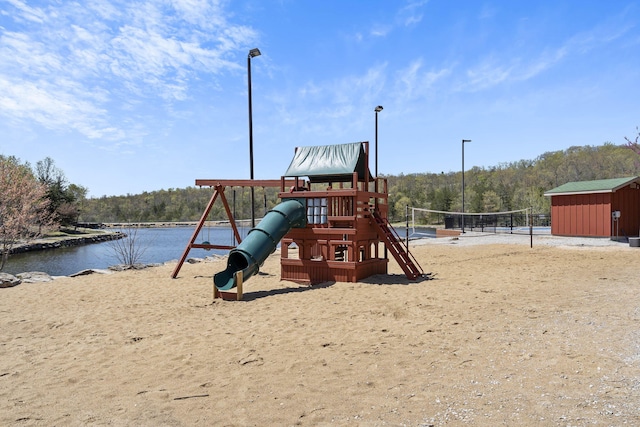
[374,106,383,177]
[374,106,385,258]
[248,47,261,228]
[461,139,472,233]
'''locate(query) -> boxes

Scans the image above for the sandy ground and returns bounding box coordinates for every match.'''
[1,233,639,426]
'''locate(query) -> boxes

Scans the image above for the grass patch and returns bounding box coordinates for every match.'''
[42,227,109,239]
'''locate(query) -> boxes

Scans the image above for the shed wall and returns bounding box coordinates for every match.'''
[551,193,612,237]
[611,185,640,237]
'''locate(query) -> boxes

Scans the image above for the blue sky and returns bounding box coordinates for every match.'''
[1,0,639,197]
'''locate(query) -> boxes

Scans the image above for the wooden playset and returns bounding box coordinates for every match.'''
[172,141,423,298]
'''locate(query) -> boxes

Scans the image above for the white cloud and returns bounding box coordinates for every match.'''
[478,4,497,20]
[464,59,513,92]
[274,64,387,136]
[370,25,392,38]
[4,0,47,23]
[394,59,451,100]
[170,0,226,29]
[0,0,256,142]
[396,0,428,27]
[459,14,635,93]
[364,0,428,40]
[0,76,117,139]
[0,31,63,74]
[85,0,121,21]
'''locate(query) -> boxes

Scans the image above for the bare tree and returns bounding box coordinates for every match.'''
[107,224,148,268]
[0,156,55,270]
[625,127,640,155]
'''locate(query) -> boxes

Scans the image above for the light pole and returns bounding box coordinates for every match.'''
[461,139,471,233]
[374,105,383,177]
[248,48,261,228]
[374,106,385,258]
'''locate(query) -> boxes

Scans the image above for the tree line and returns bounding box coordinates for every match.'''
[79,186,282,223]
[77,143,639,224]
[386,143,639,220]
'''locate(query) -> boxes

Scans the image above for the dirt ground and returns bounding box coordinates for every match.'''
[1,235,639,426]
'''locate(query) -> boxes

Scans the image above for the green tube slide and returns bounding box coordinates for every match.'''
[213,199,306,290]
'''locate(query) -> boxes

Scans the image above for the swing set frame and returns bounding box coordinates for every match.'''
[171,179,296,279]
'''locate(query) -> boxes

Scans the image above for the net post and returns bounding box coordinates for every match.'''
[405,204,409,248]
[529,206,533,248]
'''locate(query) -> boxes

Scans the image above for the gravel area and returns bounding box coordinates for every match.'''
[412,231,638,249]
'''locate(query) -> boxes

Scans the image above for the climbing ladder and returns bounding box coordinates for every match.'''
[371,210,424,280]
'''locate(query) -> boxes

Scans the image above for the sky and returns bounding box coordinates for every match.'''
[1,0,639,198]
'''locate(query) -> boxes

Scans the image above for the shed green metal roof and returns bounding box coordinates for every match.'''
[283,142,371,182]
[544,176,640,196]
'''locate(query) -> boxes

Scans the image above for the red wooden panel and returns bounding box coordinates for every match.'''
[552,195,571,236]
[613,185,640,237]
[594,194,602,236]
[590,194,598,236]
[550,201,559,235]
[550,187,640,237]
[555,197,564,235]
[584,194,592,235]
[630,186,640,236]
[565,195,573,235]
[605,193,612,237]
[586,194,594,234]
[575,194,588,236]
[596,193,611,237]
[570,196,577,235]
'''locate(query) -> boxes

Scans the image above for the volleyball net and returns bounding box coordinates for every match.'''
[408,207,544,237]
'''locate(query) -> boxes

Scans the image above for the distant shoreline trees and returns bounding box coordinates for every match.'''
[384,143,639,221]
[75,143,640,224]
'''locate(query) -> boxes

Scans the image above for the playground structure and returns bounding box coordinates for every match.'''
[172,141,423,298]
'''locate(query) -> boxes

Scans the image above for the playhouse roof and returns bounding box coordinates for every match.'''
[544,176,640,196]
[283,142,371,182]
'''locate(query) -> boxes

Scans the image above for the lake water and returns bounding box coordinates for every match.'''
[4,225,422,277]
[4,227,250,277]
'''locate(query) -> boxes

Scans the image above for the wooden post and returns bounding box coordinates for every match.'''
[213,271,243,301]
[234,270,244,301]
[172,186,221,278]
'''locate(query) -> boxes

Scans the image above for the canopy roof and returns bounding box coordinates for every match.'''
[283,142,371,182]
[544,176,640,196]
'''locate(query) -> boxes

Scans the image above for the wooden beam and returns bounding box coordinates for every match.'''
[171,185,222,279]
[195,179,297,188]
[171,183,243,279]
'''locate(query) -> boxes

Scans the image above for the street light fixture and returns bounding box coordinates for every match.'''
[248,48,261,228]
[374,105,383,177]
[462,139,472,233]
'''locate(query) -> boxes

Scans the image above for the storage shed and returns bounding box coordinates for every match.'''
[544,176,640,238]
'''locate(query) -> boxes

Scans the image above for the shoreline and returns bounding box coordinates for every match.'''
[102,219,254,228]
[4,231,636,281]
[9,228,124,255]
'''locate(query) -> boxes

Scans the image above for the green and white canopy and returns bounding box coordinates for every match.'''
[283,142,371,182]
